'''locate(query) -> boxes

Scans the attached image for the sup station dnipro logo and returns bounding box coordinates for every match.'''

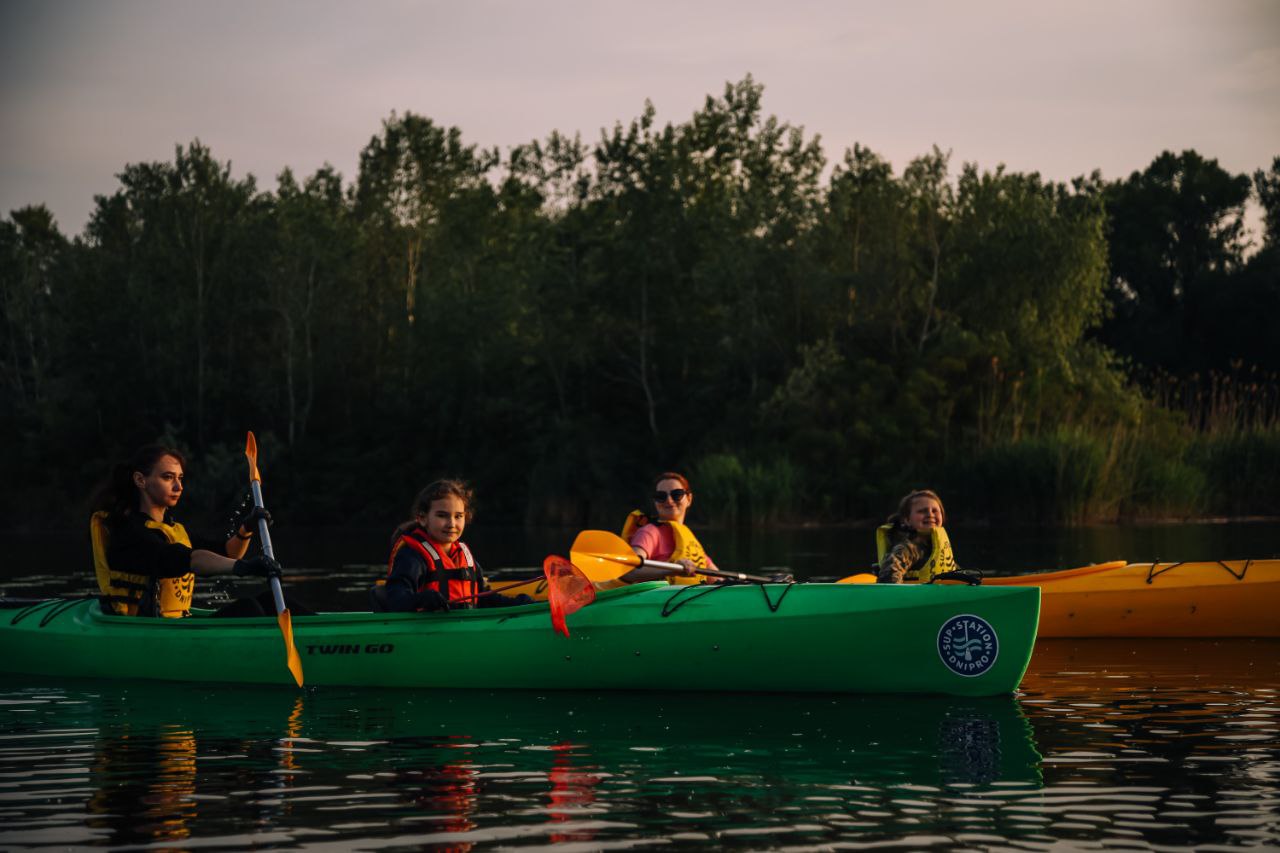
[937,614,999,677]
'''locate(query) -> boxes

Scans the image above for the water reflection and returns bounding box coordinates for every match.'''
[2,651,1277,849]
[86,724,198,847]
[1018,638,1280,848]
[0,683,1040,848]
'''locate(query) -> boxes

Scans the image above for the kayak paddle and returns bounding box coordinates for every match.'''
[569,530,774,584]
[245,431,304,687]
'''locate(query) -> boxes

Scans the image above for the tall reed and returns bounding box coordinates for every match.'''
[692,452,799,526]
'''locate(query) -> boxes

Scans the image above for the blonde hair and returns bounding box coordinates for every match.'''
[888,489,945,529]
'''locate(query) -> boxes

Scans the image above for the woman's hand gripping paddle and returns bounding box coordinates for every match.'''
[569,530,774,584]
[245,431,304,687]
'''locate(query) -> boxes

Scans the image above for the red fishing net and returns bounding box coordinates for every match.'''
[543,555,596,637]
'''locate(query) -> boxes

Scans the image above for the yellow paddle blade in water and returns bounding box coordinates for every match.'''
[279,610,304,687]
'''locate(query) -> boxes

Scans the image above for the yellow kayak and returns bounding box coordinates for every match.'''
[843,559,1278,638]
[492,577,551,600]
[1001,559,1278,638]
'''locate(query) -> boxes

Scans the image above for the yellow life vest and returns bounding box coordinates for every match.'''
[874,523,956,583]
[91,511,196,617]
[621,510,711,586]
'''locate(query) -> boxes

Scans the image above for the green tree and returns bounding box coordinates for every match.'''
[902,147,954,354]
[80,141,259,448]
[1252,156,1280,249]
[260,166,355,445]
[353,113,498,395]
[1101,150,1251,373]
[815,145,911,345]
[944,166,1113,443]
[586,76,825,454]
[0,206,67,411]
[0,81,1272,530]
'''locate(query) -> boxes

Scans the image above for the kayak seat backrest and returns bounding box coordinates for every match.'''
[368,583,391,613]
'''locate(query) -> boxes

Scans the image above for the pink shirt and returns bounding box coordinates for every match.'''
[629,522,675,562]
[629,523,718,569]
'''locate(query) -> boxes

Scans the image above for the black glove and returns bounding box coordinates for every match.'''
[234,506,273,539]
[416,589,448,612]
[232,555,283,578]
[227,489,272,538]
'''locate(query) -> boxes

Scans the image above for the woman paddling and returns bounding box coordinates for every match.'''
[875,489,959,584]
[89,444,308,617]
[376,479,531,612]
[617,471,718,584]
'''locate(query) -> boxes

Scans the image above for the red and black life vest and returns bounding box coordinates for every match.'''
[387,527,482,607]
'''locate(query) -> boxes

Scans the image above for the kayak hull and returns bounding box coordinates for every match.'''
[0,582,1040,696]
[986,559,1279,638]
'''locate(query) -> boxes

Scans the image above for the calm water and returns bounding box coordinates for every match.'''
[1,523,1278,849]
[1,641,1276,850]
[3,520,1278,608]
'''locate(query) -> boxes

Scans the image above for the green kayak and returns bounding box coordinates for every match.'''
[0,581,1040,696]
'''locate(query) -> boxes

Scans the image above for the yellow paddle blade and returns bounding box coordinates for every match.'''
[278,609,304,687]
[572,529,636,557]
[568,548,638,582]
[569,529,640,582]
[837,572,877,584]
[244,431,262,483]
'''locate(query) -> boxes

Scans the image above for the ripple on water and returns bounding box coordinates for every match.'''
[0,639,1276,849]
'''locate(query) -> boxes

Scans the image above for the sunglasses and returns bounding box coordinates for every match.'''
[653,489,689,503]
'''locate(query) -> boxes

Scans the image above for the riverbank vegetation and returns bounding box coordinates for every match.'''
[2,78,1277,528]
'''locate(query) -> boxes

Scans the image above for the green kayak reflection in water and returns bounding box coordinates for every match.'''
[1,680,1042,849]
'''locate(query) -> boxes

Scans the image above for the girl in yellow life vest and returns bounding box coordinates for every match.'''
[875,489,958,584]
[620,471,719,585]
[89,445,286,617]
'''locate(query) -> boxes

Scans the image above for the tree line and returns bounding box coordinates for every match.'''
[2,77,1277,530]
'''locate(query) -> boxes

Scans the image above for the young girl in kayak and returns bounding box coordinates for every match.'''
[619,472,718,584]
[876,489,958,583]
[380,480,531,612]
[89,445,300,617]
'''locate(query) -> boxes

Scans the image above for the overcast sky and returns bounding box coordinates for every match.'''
[2,0,1277,237]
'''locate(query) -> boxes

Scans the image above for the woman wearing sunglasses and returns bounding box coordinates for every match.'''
[618,472,719,584]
